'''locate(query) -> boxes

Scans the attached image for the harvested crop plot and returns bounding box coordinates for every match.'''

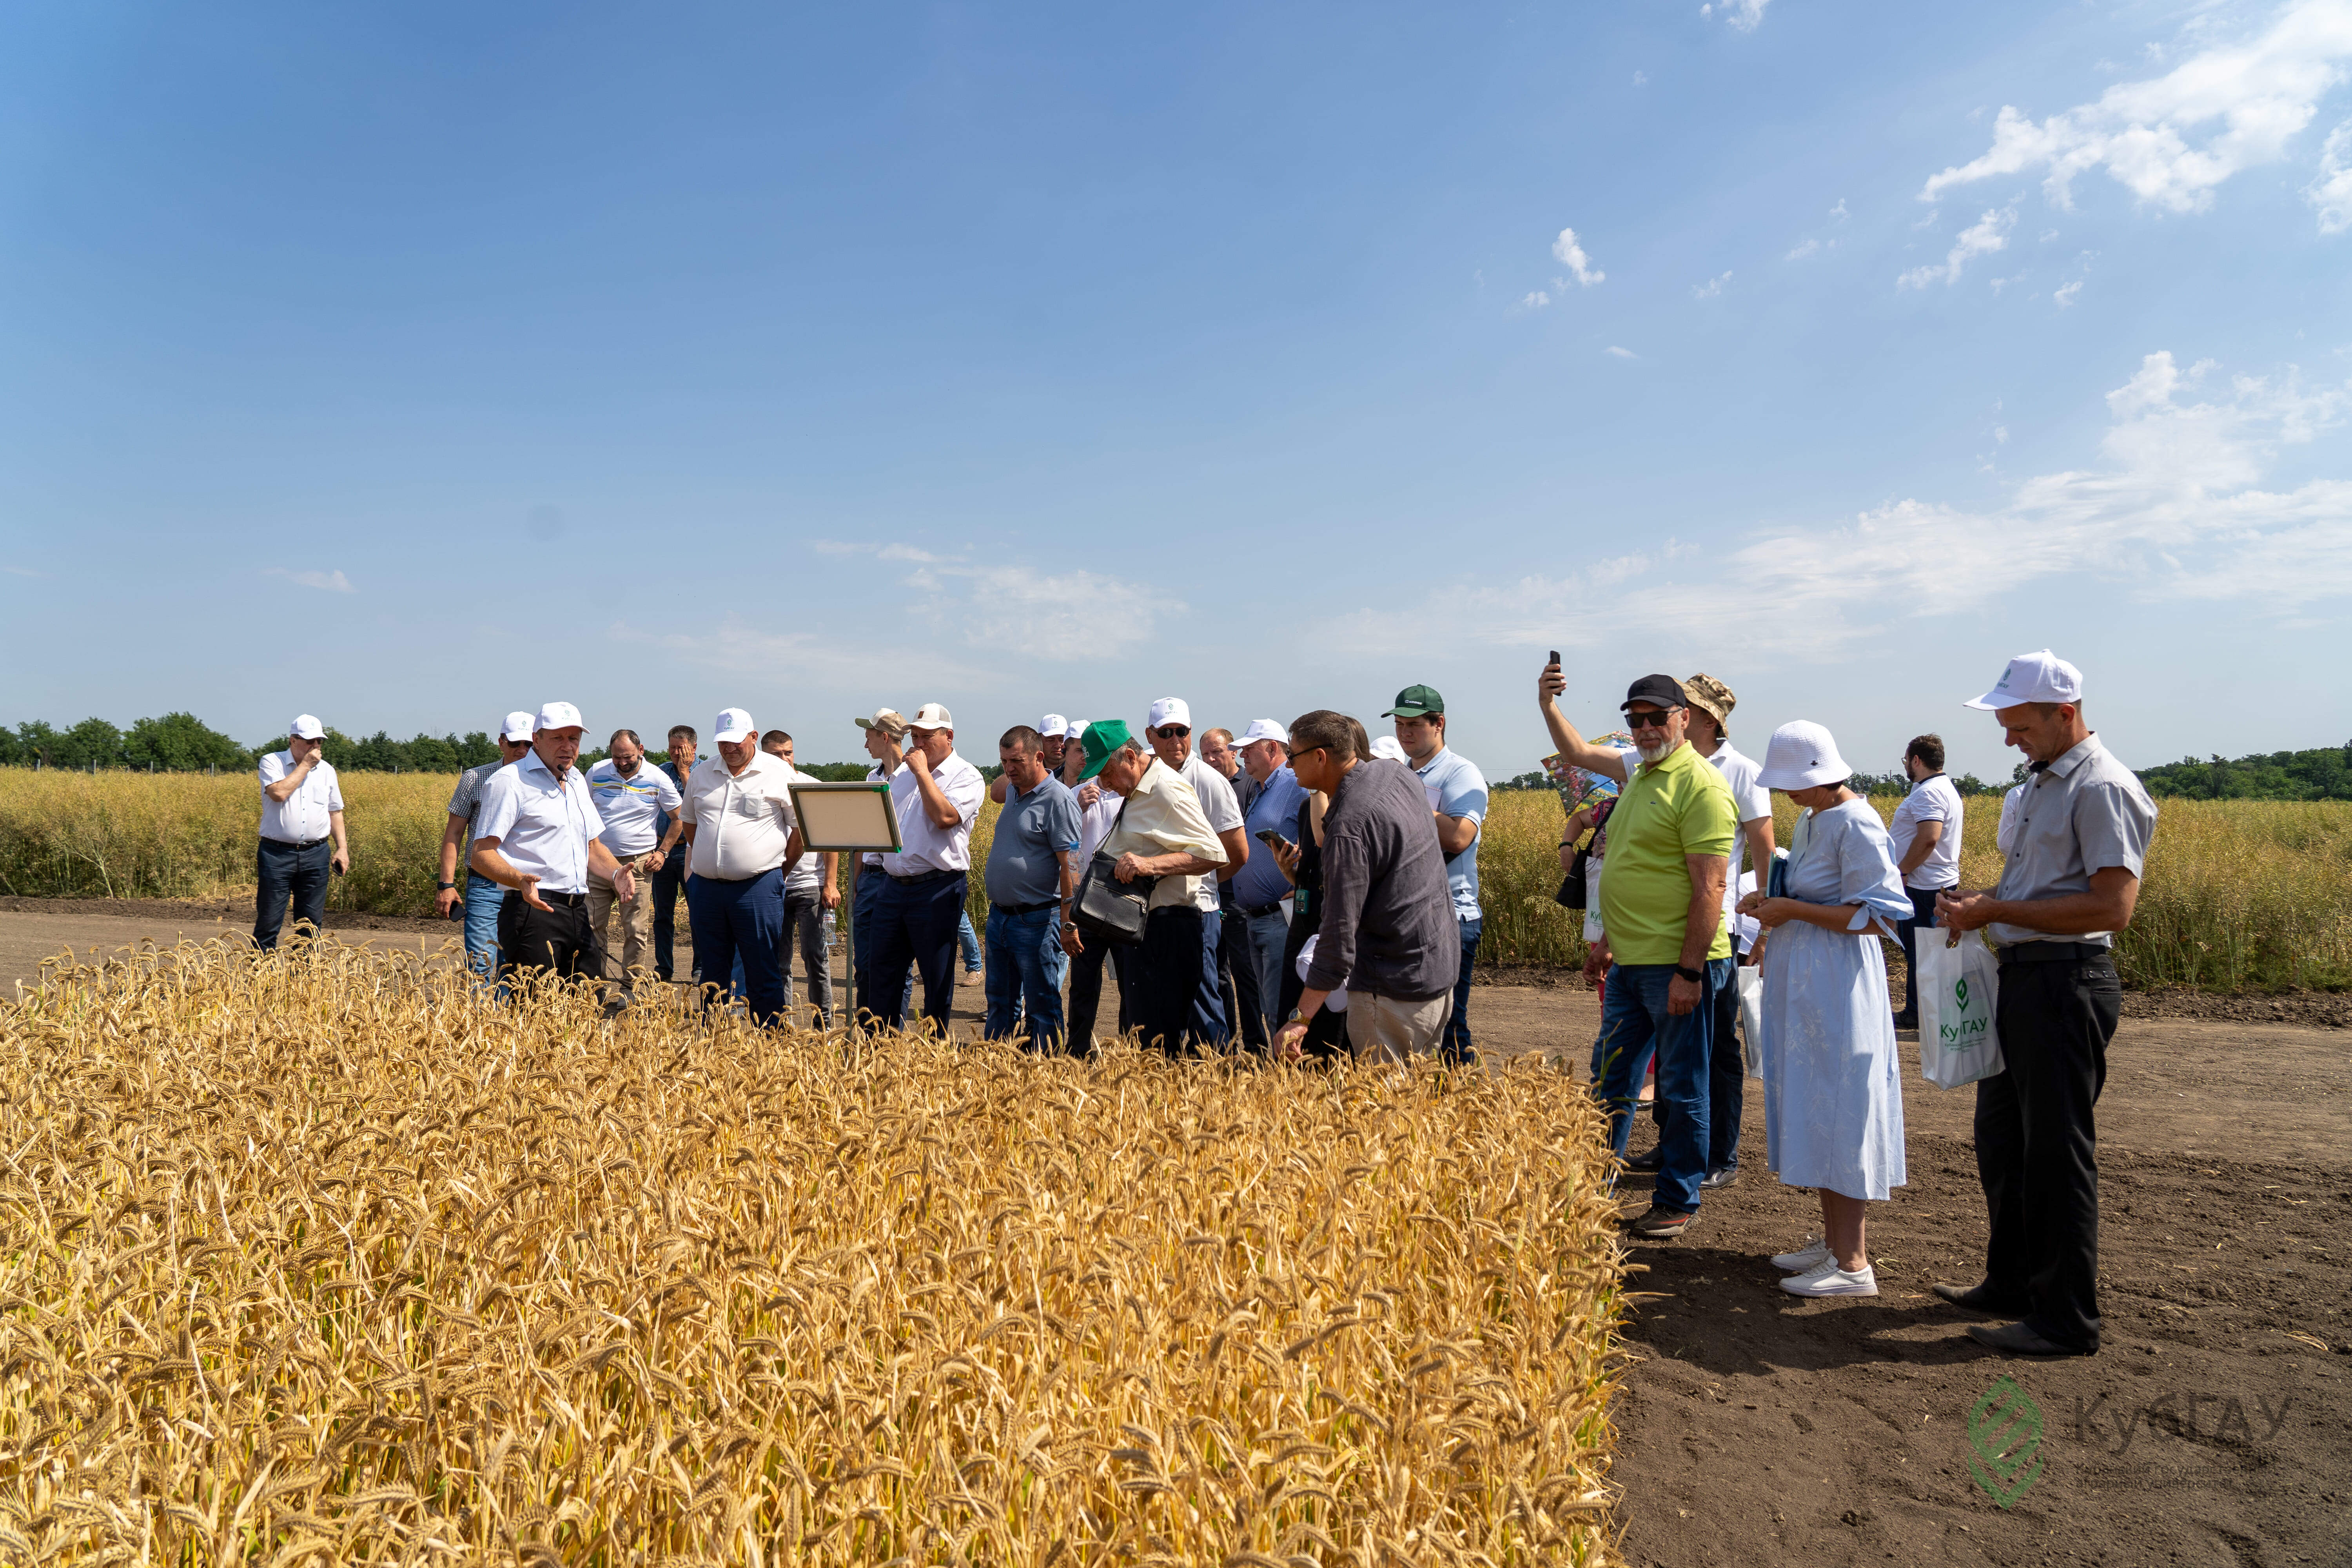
[0,944,1628,1566]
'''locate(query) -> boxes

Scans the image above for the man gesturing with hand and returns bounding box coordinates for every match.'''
[469,702,632,990]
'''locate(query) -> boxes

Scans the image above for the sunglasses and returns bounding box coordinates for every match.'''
[1152,725,1191,738]
[1623,708,1682,730]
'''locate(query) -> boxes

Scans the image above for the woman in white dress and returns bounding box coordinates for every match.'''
[1737,720,1913,1298]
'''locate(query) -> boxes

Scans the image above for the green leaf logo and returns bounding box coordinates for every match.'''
[1967,1376,2044,1509]
[1954,977,1970,1011]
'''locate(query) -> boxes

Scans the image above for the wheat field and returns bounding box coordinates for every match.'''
[0,941,1628,1566]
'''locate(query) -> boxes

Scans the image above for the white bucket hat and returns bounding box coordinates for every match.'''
[1757,720,1852,791]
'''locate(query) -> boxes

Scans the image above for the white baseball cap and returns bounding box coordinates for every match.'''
[909,702,953,730]
[1063,718,1089,740]
[1146,697,1192,731]
[289,714,325,740]
[1040,713,1069,736]
[1237,718,1289,746]
[1757,720,1853,791]
[500,710,535,743]
[1964,649,2084,710]
[713,706,756,743]
[1369,735,1408,763]
[535,701,585,733]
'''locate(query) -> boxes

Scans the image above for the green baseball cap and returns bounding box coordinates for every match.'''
[1075,719,1132,782]
[1381,684,1445,719]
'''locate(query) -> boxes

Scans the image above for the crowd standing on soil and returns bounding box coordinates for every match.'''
[244,647,2155,1361]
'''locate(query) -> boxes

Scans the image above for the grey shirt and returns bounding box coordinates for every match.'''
[984,774,1083,907]
[1305,758,1461,1001]
[446,759,502,826]
[1991,733,2157,947]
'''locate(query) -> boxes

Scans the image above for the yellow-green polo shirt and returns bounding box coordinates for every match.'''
[1596,742,1738,965]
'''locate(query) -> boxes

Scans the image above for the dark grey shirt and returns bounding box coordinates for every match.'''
[1305,758,1461,1000]
[1991,733,2157,947]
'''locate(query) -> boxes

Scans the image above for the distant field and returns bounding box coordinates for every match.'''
[2,772,2345,992]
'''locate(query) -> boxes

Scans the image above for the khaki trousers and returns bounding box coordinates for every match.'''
[1345,991,1455,1065]
[588,859,656,998]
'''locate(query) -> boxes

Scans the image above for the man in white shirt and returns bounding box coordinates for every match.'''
[1144,697,1251,1047]
[1889,733,1966,1030]
[676,707,805,1027]
[850,709,916,1025]
[585,728,685,1008]
[254,713,350,950]
[469,702,635,989]
[1061,717,1133,1049]
[858,702,985,1035]
[762,729,839,1027]
[434,711,534,983]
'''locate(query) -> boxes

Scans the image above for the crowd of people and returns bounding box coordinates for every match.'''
[245,646,2155,1358]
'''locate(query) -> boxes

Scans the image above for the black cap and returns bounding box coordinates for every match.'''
[1621,674,1688,711]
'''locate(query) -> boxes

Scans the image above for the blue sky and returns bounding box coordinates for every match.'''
[4,0,2348,779]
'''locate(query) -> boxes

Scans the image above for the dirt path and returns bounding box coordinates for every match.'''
[4,903,2346,1565]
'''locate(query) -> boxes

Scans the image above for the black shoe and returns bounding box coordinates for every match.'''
[1699,1167,1738,1190]
[1624,1146,1665,1172]
[1967,1321,2092,1357]
[1892,1013,1917,1030]
[1932,1281,2031,1315]
[1621,1204,1694,1239]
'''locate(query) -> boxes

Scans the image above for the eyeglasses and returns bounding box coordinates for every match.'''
[1152,725,1191,738]
[1624,708,1682,730]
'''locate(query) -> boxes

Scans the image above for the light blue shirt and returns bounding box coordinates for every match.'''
[1414,747,1489,924]
[1233,766,1309,909]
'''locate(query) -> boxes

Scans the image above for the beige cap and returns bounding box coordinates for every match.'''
[855,707,909,738]
[1682,672,1737,731]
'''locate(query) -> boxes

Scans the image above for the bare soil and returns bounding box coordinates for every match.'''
[4,900,2346,1565]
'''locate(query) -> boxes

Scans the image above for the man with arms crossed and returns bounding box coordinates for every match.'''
[434,711,534,983]
[860,703,985,1035]
[586,728,684,1012]
[254,714,350,950]
[1935,652,2155,1358]
[469,702,634,986]
[1888,733,1963,1031]
[1078,721,1227,1056]
[1539,664,1737,1240]
[984,725,1083,1052]
[1383,685,1488,1068]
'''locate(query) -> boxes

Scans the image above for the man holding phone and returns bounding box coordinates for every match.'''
[1229,719,1305,1043]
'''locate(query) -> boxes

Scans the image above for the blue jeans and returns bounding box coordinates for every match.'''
[862,871,966,1033]
[686,869,787,1027]
[984,904,1069,1051]
[1442,917,1482,1066]
[463,872,505,985]
[958,911,982,972]
[1244,909,1291,1038]
[1189,909,1230,1047]
[1590,958,1733,1213]
[252,837,331,949]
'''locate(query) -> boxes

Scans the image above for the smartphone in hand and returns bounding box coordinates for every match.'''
[1549,648,1561,666]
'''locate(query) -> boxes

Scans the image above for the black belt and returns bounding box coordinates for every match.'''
[889,868,963,884]
[505,889,588,907]
[1997,940,2111,965]
[991,898,1056,915]
[1238,900,1287,918]
[261,835,330,850]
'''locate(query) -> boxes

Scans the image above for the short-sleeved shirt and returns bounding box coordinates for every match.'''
[1595,741,1739,965]
[1413,748,1489,924]
[985,774,1083,907]
[1178,752,1243,911]
[472,750,606,895]
[1888,772,1964,890]
[780,767,827,895]
[446,760,505,829]
[257,751,344,844]
[881,751,986,875]
[584,759,684,857]
[1233,766,1309,909]
[1991,734,2157,948]
[1703,740,1772,927]
[1073,780,1123,864]
[678,752,799,880]
[1995,782,2028,857]
[653,759,692,848]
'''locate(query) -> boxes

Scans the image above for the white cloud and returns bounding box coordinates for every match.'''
[812,539,867,556]
[2311,118,2352,229]
[1785,239,1820,259]
[3,564,46,578]
[944,567,1167,661]
[1692,270,1733,298]
[878,543,947,563]
[1633,70,1649,86]
[2055,279,2085,306]
[1604,345,1638,359]
[1521,290,1552,309]
[1829,199,1849,221]
[1920,0,2352,218]
[1551,227,1604,286]
[1700,0,1770,32]
[1898,207,2014,288]
[1323,350,2352,660]
[267,568,354,593]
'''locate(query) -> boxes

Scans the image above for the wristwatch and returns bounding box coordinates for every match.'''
[1673,964,1705,984]
[436,880,456,891]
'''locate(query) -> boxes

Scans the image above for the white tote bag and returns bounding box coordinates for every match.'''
[1916,929,2004,1089]
[1735,965,1764,1078]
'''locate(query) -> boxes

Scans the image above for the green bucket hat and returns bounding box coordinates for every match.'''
[1381,684,1445,719]
[1075,719,1132,782]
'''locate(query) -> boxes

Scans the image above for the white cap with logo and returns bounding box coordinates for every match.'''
[1237,718,1288,746]
[1063,718,1089,740]
[289,714,325,740]
[909,702,953,730]
[1964,650,2084,711]
[1146,697,1191,731]
[1040,713,1069,736]
[501,710,535,743]
[713,707,756,744]
[535,701,585,733]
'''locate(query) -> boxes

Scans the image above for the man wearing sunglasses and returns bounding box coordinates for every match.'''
[1144,698,1252,1048]
[1539,662,1738,1241]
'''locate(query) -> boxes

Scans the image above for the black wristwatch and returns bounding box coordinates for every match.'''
[1673,964,1705,984]
[437,880,456,891]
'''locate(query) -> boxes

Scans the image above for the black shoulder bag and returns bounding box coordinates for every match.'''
[1070,801,1157,944]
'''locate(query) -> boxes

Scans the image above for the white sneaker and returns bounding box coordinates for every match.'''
[1780,1262,1878,1298]
[1771,1235,1830,1273]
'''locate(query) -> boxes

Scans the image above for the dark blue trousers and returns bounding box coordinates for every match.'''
[686,869,787,1027]
[1190,909,1230,1047]
[651,857,690,980]
[253,837,331,949]
[862,871,966,1034]
[1441,917,1482,1066]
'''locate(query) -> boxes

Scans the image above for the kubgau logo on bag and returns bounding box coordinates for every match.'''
[1955,977,1971,1011]
[1943,973,1991,1051]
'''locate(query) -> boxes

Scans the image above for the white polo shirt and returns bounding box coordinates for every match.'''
[679,751,799,880]
[257,751,345,844]
[472,750,607,896]
[1178,752,1243,911]
[782,766,826,895]
[1890,771,1965,891]
[584,758,684,857]
[860,761,890,873]
[1703,739,1771,935]
[881,751,985,875]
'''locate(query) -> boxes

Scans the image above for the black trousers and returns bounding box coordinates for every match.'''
[1217,896,1268,1051]
[1650,957,1747,1172]
[497,892,600,985]
[1893,886,1944,1020]
[1066,935,1132,1054]
[1135,906,1206,1056]
[1975,953,2121,1352]
[651,857,689,981]
[253,837,331,949]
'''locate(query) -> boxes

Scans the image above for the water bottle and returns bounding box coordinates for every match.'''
[822,910,838,950]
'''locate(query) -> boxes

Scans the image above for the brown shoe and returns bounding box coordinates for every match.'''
[1622,1204,1695,1240]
